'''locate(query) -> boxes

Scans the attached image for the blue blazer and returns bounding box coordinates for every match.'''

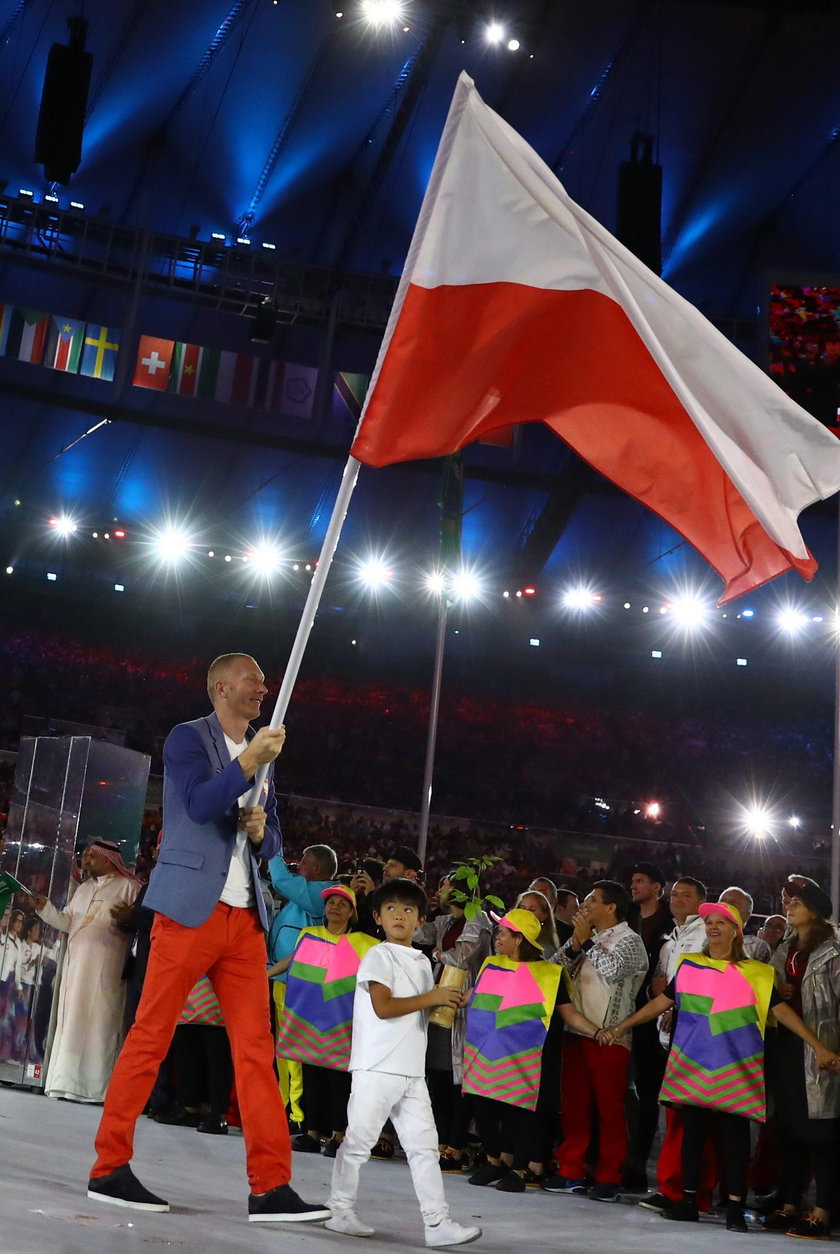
[144,711,281,929]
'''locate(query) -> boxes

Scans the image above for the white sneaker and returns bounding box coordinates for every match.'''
[425,1219,482,1248]
[325,1210,376,1238]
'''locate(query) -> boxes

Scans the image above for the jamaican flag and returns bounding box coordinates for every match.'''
[660,953,776,1121]
[462,956,566,1111]
[275,927,379,1069]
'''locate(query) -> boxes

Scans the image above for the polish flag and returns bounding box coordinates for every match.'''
[351,74,840,604]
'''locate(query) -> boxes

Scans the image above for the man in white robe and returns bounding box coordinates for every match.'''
[32,840,139,1103]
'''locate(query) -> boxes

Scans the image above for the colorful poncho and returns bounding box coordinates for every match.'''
[275,927,379,1069]
[462,956,565,1112]
[660,953,776,1121]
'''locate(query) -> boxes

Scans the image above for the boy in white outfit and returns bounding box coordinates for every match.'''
[326,878,481,1248]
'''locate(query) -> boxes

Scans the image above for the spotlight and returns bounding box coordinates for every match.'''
[507,38,520,51]
[425,571,446,595]
[49,515,78,536]
[46,572,57,581]
[69,199,84,210]
[777,607,808,634]
[361,0,404,26]
[485,21,505,44]
[788,815,801,829]
[5,566,13,575]
[248,543,281,575]
[450,568,482,602]
[358,557,392,589]
[562,587,600,610]
[645,802,661,819]
[114,583,125,593]
[667,594,709,630]
[153,528,192,563]
[744,807,774,839]
[529,638,540,647]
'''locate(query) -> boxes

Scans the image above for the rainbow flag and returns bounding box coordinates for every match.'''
[659,954,776,1121]
[275,928,378,1069]
[462,956,565,1112]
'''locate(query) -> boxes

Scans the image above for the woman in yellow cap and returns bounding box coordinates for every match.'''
[462,909,599,1192]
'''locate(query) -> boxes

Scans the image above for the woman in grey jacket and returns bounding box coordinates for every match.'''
[764,875,840,1240]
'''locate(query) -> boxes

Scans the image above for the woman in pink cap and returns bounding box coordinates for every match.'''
[600,900,840,1233]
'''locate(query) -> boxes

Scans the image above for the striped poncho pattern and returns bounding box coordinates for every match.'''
[462,956,564,1112]
[659,954,776,1120]
[275,927,379,1069]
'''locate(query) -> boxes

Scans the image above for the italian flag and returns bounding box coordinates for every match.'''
[351,74,840,604]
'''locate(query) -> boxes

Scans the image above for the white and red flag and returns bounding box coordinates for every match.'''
[351,73,840,603]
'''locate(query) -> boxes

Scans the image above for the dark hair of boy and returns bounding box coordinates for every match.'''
[592,879,632,922]
[372,877,427,917]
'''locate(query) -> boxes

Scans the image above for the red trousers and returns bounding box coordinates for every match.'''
[92,903,291,1194]
[557,1035,630,1184]
[656,1106,716,1210]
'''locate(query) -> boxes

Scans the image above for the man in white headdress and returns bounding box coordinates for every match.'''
[31,839,139,1102]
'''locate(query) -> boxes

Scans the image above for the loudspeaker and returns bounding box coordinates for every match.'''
[616,133,662,276]
[34,18,92,185]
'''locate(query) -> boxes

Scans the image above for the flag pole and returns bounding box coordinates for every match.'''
[832,498,840,921]
[417,591,448,865]
[243,454,362,806]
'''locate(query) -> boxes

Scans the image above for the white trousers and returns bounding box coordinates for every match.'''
[329,1070,449,1225]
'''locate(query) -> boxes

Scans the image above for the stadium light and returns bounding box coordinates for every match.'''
[485,21,505,44]
[646,802,661,819]
[562,586,601,611]
[247,543,282,575]
[358,557,392,590]
[49,515,78,536]
[777,607,808,634]
[153,528,193,563]
[743,806,774,839]
[666,594,710,630]
[450,568,482,602]
[361,0,404,26]
[424,571,446,596]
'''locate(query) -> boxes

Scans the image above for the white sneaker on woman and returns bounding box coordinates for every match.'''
[325,1210,376,1238]
[424,1219,482,1247]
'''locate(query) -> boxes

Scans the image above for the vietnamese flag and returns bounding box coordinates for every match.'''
[351,74,840,604]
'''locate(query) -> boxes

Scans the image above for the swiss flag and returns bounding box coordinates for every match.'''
[133,336,174,390]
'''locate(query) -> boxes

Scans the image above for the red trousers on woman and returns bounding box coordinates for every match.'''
[92,903,291,1194]
[556,1035,630,1183]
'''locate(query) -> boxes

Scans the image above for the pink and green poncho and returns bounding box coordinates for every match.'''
[660,953,776,1121]
[275,926,378,1069]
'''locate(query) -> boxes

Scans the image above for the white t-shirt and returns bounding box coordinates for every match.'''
[349,942,433,1076]
[219,734,255,909]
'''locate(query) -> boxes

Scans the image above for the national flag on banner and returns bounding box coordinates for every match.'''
[351,73,840,604]
[332,371,370,423]
[43,316,85,373]
[80,324,120,381]
[168,341,203,396]
[133,335,174,390]
[0,303,12,356]
[265,361,318,418]
[2,307,50,364]
[215,350,258,406]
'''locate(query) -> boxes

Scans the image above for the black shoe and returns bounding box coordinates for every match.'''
[248,1183,331,1224]
[763,1209,798,1232]
[323,1138,341,1159]
[664,1199,699,1223]
[786,1214,831,1240]
[468,1163,507,1187]
[291,1133,322,1153]
[196,1115,228,1135]
[87,1165,170,1212]
[370,1137,394,1160]
[540,1175,587,1195]
[726,1203,748,1233]
[638,1192,673,1214]
[621,1168,649,1194]
[153,1106,200,1127]
[496,1170,526,1193]
[589,1182,621,1202]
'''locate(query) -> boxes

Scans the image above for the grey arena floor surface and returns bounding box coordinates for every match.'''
[0,1085,826,1253]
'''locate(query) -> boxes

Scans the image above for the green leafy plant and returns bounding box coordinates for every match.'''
[447,855,505,922]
